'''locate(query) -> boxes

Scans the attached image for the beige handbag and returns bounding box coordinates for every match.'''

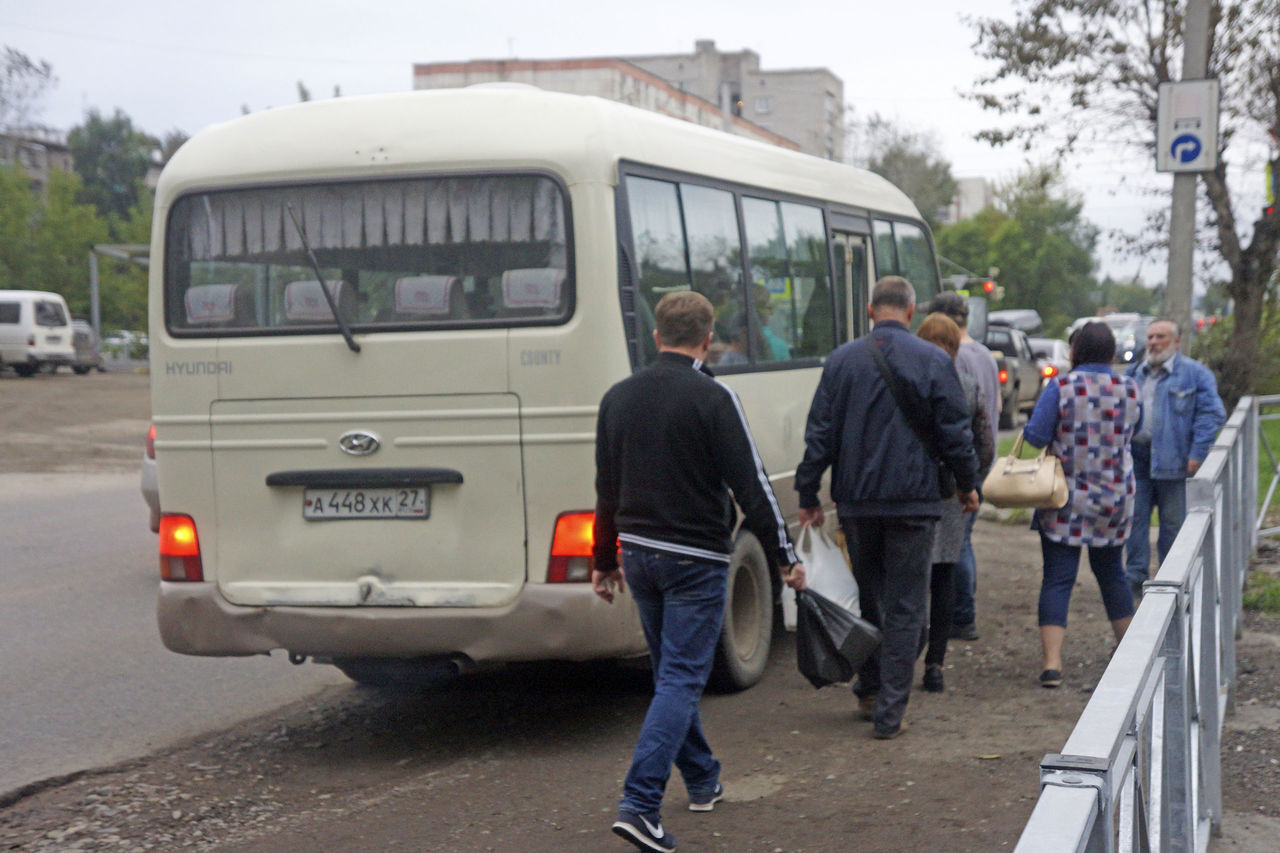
[981,434,1069,509]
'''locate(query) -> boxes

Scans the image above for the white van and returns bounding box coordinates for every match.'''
[0,290,76,377]
[149,86,940,689]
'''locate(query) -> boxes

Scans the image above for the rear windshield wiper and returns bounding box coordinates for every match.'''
[285,204,361,353]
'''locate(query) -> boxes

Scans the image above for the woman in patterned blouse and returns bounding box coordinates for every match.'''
[1022,322,1143,689]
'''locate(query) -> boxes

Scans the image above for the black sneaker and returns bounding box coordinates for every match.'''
[1039,669,1062,689]
[612,811,676,852]
[922,664,945,693]
[688,782,724,812]
[950,622,979,641]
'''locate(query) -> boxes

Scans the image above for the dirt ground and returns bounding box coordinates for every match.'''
[1,370,1279,851]
[0,368,151,474]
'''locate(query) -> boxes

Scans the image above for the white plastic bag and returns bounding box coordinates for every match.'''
[782,524,860,630]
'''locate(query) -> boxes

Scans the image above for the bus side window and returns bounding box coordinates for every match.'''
[624,176,690,367]
[680,184,743,366]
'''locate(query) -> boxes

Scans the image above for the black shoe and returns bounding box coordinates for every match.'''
[612,811,676,851]
[950,622,979,641]
[922,664,945,693]
[688,782,723,813]
[872,718,909,740]
[1039,669,1062,689]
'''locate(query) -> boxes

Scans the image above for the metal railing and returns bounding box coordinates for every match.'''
[1015,395,1262,853]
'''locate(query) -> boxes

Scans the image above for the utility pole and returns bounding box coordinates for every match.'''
[1165,0,1212,342]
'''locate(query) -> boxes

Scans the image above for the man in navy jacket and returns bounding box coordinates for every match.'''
[1124,318,1225,594]
[797,276,978,739]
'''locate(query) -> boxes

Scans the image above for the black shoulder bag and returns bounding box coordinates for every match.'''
[868,340,956,499]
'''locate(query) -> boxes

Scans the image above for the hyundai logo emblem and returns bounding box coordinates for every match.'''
[338,430,381,456]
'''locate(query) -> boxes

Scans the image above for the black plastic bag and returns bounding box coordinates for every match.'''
[795,587,882,689]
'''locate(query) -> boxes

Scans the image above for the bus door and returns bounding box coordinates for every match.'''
[831,232,870,342]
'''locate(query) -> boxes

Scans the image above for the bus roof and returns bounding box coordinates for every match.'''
[158,86,920,220]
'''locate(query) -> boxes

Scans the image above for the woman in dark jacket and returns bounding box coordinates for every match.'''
[916,313,995,693]
[1022,322,1142,688]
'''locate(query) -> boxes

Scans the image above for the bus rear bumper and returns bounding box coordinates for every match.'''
[157,581,647,665]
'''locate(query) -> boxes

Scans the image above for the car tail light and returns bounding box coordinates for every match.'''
[999,368,1009,384]
[146,424,156,459]
[1041,364,1058,379]
[26,334,35,346]
[547,511,595,582]
[159,514,204,581]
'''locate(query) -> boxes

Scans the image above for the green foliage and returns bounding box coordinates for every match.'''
[1192,310,1280,397]
[1243,571,1280,614]
[0,163,36,286]
[67,108,157,222]
[937,164,1098,326]
[30,170,108,314]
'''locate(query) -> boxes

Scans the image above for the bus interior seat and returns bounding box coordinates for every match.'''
[282,279,357,324]
[391,275,467,320]
[498,267,565,317]
[184,283,255,328]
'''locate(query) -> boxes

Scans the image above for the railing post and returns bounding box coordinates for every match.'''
[1198,511,1224,836]
[1038,755,1112,853]
[1152,578,1194,852]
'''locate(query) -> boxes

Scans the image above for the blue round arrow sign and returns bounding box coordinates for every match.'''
[1171,133,1202,164]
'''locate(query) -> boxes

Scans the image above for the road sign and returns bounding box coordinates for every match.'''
[1156,79,1219,172]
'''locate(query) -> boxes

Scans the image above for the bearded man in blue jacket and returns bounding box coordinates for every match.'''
[1124,318,1226,595]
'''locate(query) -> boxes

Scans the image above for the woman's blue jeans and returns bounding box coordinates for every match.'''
[1038,535,1135,627]
[619,546,726,818]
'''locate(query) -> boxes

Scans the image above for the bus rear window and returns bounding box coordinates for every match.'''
[164,174,571,335]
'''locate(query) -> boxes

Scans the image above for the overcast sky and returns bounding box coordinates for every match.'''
[4,0,1175,282]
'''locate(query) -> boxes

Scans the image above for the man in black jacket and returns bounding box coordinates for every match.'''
[796,276,979,740]
[593,290,805,852]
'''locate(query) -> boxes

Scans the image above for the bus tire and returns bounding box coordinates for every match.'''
[709,532,774,693]
[331,656,460,690]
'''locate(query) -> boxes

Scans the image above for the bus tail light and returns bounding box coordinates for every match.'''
[998,368,1009,384]
[547,511,595,582]
[159,514,204,581]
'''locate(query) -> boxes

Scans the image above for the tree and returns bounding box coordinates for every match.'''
[847,114,957,231]
[968,0,1280,403]
[67,108,157,223]
[0,46,55,131]
[0,163,36,287]
[936,163,1099,333]
[30,169,108,315]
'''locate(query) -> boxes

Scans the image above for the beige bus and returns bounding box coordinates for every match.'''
[150,85,940,689]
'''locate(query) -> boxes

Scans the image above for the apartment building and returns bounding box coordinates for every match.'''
[0,128,72,197]
[413,39,843,160]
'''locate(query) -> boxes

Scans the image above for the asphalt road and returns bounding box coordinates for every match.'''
[0,472,346,797]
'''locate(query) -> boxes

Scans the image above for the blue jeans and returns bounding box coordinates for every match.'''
[1039,536,1134,627]
[951,510,979,626]
[1125,477,1187,585]
[619,547,726,818]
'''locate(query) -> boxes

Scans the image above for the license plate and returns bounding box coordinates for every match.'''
[303,487,430,520]
[46,335,61,343]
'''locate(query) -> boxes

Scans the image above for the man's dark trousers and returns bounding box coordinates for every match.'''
[840,515,935,734]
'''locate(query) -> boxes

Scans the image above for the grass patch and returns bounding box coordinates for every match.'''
[1243,571,1280,614]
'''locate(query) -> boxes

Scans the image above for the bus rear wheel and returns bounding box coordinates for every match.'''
[709,532,775,692]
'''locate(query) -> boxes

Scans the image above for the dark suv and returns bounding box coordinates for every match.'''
[985,324,1043,428]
